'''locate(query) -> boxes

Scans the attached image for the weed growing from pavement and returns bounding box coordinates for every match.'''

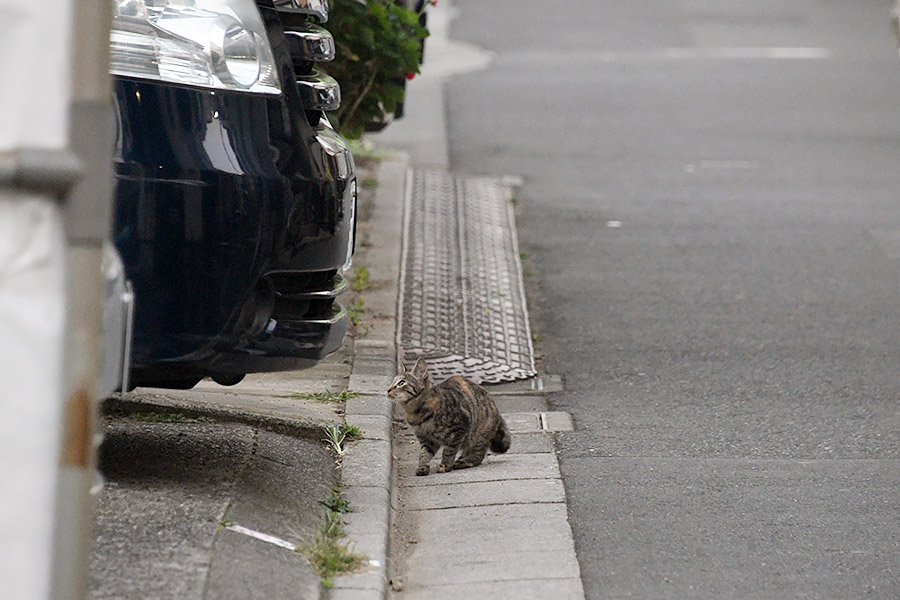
[346,297,371,337]
[302,487,367,588]
[322,423,364,457]
[342,424,364,441]
[350,266,371,292]
[347,297,365,325]
[284,389,360,403]
[303,522,366,588]
[360,176,379,189]
[320,489,353,514]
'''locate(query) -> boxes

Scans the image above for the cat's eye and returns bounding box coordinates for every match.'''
[398,379,407,386]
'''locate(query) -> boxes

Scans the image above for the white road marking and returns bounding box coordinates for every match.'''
[225,523,298,551]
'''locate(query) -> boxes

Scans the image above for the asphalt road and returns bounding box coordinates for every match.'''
[447,1,900,597]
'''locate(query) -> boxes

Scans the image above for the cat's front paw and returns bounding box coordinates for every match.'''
[437,464,450,473]
[416,465,430,476]
[452,460,474,470]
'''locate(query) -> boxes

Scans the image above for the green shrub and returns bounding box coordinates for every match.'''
[325,0,429,138]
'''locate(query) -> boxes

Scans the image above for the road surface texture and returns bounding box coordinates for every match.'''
[447,0,900,597]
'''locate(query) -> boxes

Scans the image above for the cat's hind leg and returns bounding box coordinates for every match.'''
[416,439,439,476]
[437,445,458,473]
[452,440,489,470]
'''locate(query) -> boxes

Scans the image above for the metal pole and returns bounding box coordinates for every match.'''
[51,0,115,599]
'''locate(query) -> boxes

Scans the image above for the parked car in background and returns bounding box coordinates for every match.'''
[109,0,356,389]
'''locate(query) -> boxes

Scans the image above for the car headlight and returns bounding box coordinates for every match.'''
[110,0,281,95]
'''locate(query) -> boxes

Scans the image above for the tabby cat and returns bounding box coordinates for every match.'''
[388,358,511,476]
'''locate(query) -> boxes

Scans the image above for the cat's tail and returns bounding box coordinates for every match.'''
[490,418,511,454]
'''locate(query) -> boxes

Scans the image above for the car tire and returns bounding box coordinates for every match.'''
[211,374,246,387]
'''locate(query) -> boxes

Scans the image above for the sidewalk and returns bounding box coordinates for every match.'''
[362,1,585,598]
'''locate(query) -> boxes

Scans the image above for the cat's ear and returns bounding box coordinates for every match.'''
[397,361,408,375]
[413,357,429,381]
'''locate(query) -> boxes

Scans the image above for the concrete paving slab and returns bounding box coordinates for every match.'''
[405,478,565,510]
[404,548,581,586]
[192,357,351,397]
[351,356,396,376]
[504,411,542,433]
[330,568,384,592]
[345,414,391,441]
[399,578,584,600]
[492,394,548,413]
[541,411,575,432]
[349,373,393,395]
[330,588,383,600]
[402,518,576,558]
[345,393,393,419]
[341,439,393,490]
[410,502,571,535]
[120,388,341,432]
[505,432,556,454]
[399,452,561,486]
[342,486,390,551]
[354,338,392,352]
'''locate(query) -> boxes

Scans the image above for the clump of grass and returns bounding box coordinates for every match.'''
[302,490,367,588]
[304,531,366,589]
[342,424,364,441]
[349,266,371,292]
[347,297,365,326]
[346,297,371,337]
[323,425,348,456]
[360,176,379,189]
[322,423,365,457]
[320,489,353,514]
[284,390,360,403]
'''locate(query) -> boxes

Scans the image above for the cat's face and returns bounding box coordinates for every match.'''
[387,358,429,405]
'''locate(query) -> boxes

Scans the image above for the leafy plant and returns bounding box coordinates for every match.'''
[342,424,364,441]
[350,266,371,292]
[325,0,429,138]
[322,422,366,457]
[346,297,370,337]
[320,489,353,514]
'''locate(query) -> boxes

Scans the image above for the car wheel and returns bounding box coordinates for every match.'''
[211,374,246,387]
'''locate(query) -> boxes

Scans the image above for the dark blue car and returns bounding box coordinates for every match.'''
[109,0,355,389]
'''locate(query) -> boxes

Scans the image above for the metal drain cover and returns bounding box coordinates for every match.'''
[398,170,536,384]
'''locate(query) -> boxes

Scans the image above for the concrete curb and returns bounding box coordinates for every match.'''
[332,155,408,600]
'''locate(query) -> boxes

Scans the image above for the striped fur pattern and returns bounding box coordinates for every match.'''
[388,358,511,476]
